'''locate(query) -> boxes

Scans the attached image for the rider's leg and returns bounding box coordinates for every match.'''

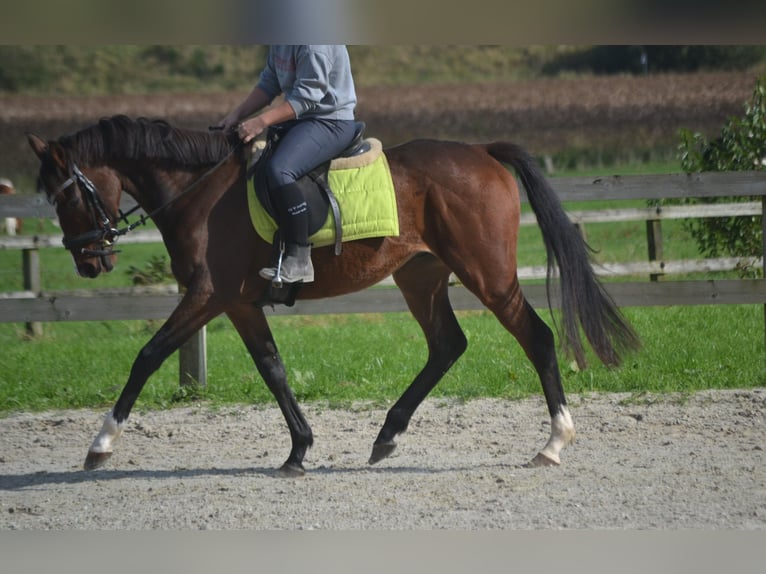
[260,119,357,284]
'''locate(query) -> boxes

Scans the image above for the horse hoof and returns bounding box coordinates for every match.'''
[84,451,112,471]
[368,442,397,465]
[525,452,560,468]
[276,462,306,478]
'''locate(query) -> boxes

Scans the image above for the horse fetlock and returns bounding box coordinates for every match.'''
[383,407,411,437]
[536,407,575,465]
[86,410,125,459]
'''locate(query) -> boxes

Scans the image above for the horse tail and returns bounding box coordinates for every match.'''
[485,142,640,368]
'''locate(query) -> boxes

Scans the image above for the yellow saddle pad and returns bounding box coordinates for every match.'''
[247,138,399,248]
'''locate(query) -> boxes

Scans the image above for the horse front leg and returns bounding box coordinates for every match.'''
[84,291,218,470]
[226,303,313,477]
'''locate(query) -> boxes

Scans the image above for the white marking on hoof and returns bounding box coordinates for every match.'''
[88,410,125,454]
[538,406,575,464]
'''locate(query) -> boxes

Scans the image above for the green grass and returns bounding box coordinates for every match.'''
[0,218,168,292]
[1,305,763,414]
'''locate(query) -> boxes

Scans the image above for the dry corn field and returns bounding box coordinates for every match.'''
[0,71,760,179]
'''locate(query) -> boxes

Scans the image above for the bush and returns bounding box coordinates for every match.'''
[663,77,765,277]
[126,255,174,286]
[0,46,49,91]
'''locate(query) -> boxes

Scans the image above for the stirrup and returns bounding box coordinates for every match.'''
[259,242,314,286]
[259,242,286,287]
[273,242,286,287]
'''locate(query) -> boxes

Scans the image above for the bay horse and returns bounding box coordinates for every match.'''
[27,115,639,476]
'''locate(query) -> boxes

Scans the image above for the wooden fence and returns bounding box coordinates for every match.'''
[2,171,765,384]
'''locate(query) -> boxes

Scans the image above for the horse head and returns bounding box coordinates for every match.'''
[28,133,123,278]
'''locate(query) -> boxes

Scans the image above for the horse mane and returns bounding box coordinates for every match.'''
[58,115,234,167]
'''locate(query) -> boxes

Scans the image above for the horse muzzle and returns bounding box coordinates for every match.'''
[67,240,117,278]
[63,228,120,277]
[74,250,116,278]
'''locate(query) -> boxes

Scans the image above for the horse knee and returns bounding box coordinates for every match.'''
[431,322,467,367]
[452,329,468,357]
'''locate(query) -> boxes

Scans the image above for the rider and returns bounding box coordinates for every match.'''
[217,45,358,284]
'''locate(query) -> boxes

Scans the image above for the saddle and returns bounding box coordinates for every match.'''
[249,122,371,307]
[247,121,371,257]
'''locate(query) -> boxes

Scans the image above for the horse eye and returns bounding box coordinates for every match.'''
[66,195,81,209]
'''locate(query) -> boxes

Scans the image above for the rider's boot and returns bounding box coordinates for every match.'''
[259,243,314,283]
[259,182,315,284]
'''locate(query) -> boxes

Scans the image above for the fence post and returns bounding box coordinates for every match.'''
[174,281,207,387]
[22,247,43,337]
[762,196,766,367]
[646,213,664,282]
[179,326,207,387]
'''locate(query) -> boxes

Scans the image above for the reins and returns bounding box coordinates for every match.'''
[59,144,239,256]
[116,146,239,234]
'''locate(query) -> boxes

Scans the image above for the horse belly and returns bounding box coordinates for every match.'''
[297,237,422,300]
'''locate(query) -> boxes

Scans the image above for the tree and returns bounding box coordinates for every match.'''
[671,76,765,277]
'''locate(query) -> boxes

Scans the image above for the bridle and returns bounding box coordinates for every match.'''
[53,163,122,257]
[51,148,238,259]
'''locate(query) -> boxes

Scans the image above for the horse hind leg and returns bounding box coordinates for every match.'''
[484,280,575,466]
[369,253,467,465]
[521,303,576,466]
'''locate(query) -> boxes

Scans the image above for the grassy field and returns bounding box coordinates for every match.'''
[1,305,762,414]
[1,159,763,414]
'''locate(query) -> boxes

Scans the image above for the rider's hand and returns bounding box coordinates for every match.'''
[212,113,240,134]
[237,117,268,144]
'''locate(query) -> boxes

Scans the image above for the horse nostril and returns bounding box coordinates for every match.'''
[77,261,100,278]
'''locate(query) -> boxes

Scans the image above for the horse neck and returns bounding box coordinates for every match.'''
[119,161,217,227]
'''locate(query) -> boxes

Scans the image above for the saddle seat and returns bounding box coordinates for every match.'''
[247,121,370,169]
[339,122,371,158]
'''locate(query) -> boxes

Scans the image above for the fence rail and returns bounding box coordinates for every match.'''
[2,171,765,383]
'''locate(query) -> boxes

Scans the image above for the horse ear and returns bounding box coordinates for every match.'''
[48,142,69,169]
[27,133,49,159]
[26,134,68,169]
